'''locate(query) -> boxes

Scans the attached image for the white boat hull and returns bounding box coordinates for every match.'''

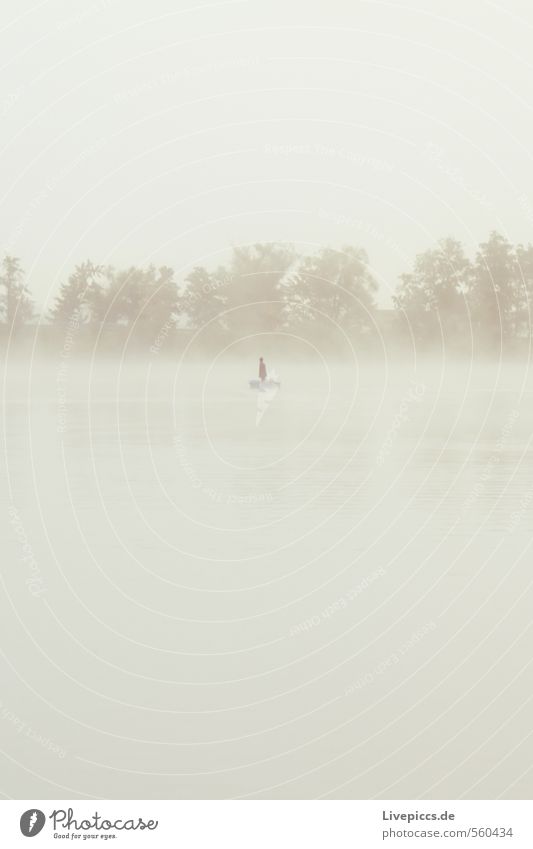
[249,378,281,390]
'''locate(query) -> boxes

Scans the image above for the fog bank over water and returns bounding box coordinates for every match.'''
[1,357,532,797]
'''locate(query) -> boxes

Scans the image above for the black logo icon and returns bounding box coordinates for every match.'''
[20,809,46,837]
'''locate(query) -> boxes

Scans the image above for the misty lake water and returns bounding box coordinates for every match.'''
[1,357,532,798]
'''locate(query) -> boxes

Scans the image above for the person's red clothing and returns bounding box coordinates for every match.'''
[259,359,267,380]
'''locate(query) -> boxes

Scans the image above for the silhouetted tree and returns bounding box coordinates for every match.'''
[512,243,533,340]
[181,265,229,329]
[283,246,377,333]
[0,255,34,330]
[223,243,295,334]
[468,232,522,347]
[85,269,108,326]
[49,261,103,326]
[393,238,471,346]
[102,265,179,340]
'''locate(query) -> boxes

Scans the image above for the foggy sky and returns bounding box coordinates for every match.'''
[1,0,533,309]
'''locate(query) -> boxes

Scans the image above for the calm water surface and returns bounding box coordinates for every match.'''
[1,359,532,798]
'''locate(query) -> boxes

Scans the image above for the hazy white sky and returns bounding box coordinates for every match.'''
[1,0,533,308]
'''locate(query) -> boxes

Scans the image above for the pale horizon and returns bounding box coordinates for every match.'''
[2,0,533,311]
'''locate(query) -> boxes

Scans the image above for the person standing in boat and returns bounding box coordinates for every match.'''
[259,357,267,382]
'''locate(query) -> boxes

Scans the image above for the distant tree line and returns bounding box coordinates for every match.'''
[1,232,532,352]
[393,232,533,351]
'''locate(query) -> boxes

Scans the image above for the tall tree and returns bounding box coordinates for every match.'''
[510,242,533,341]
[223,243,295,334]
[468,232,522,347]
[283,246,377,333]
[0,255,34,329]
[393,238,471,346]
[102,265,179,339]
[181,265,229,330]
[49,261,103,326]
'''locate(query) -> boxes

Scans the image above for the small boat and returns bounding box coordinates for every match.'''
[249,378,281,390]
